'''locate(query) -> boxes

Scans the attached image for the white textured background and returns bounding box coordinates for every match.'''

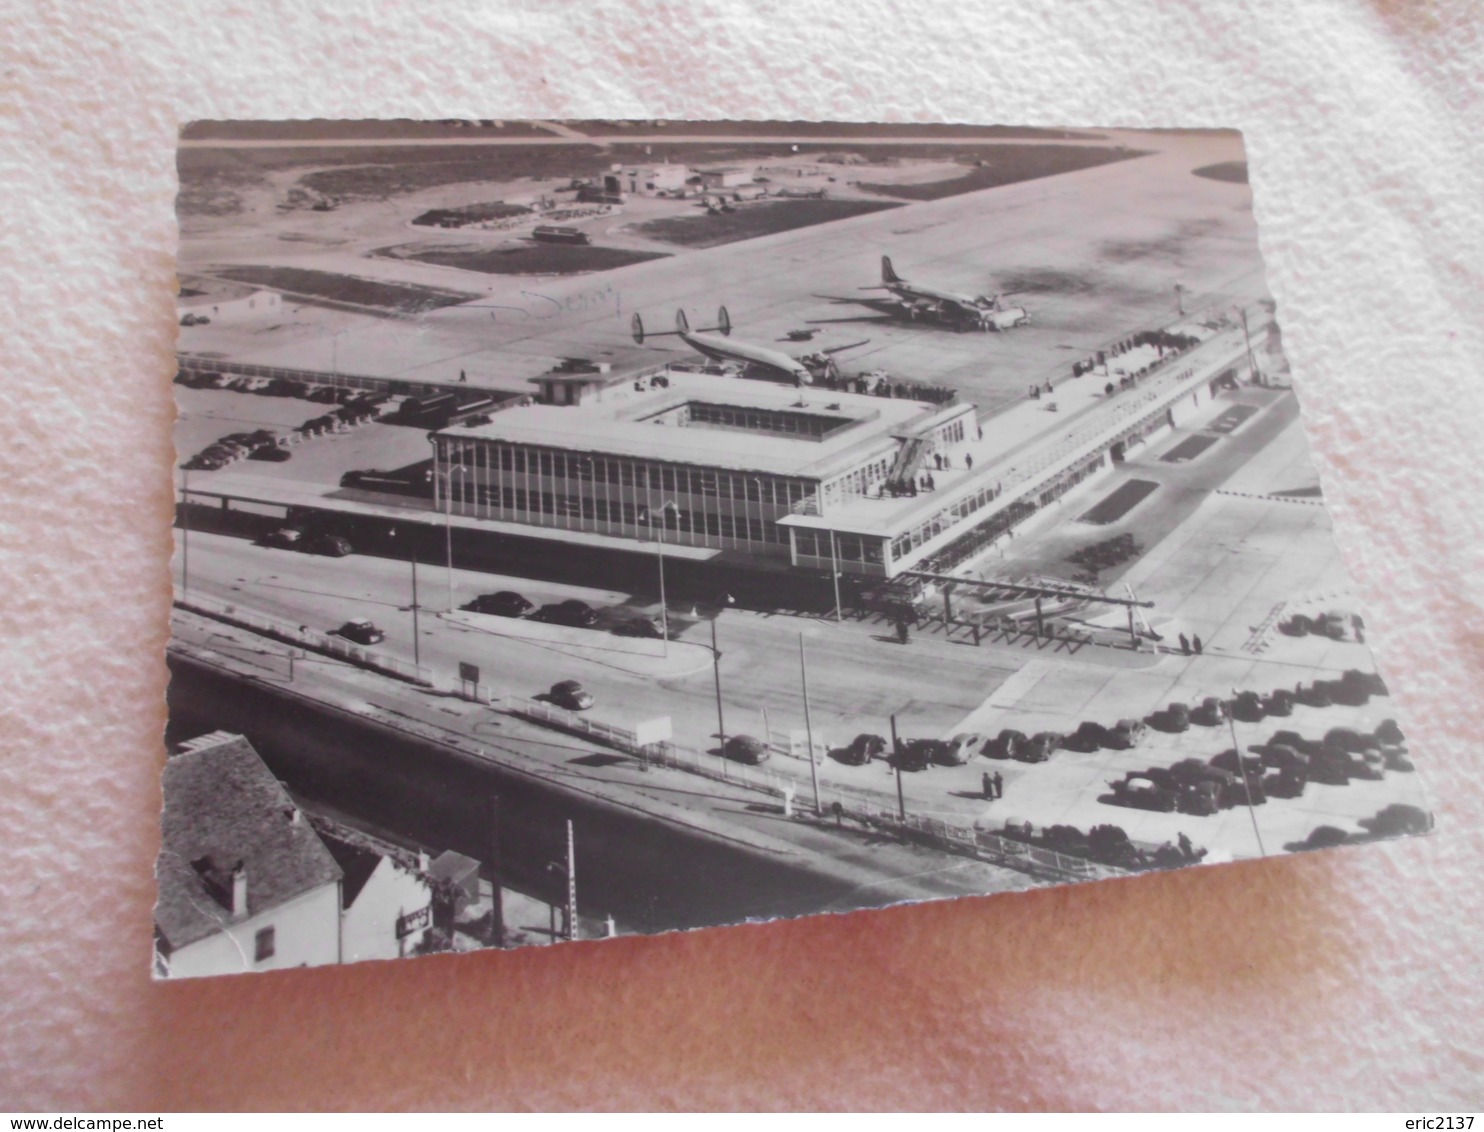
[2,0,1482,1111]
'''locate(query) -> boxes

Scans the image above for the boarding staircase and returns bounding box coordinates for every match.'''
[885,433,935,491]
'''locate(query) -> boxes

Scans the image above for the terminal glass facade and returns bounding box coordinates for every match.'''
[435,436,823,559]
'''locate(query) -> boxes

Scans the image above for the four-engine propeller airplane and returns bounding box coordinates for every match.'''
[865,255,1032,332]
[631,307,868,386]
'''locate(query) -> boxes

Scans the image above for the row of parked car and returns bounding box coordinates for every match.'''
[177,368,391,409]
[182,429,292,471]
[257,527,353,557]
[460,591,661,638]
[1106,719,1411,815]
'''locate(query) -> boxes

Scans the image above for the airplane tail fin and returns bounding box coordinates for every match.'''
[882,256,901,284]
[675,309,690,334]
[631,312,646,345]
[715,305,731,337]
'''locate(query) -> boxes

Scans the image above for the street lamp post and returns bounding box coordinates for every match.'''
[389,526,421,673]
[800,631,821,816]
[443,466,469,612]
[647,501,679,656]
[829,530,842,622]
[180,469,190,596]
[711,616,728,779]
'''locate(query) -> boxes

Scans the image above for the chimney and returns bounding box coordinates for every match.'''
[230,861,248,918]
[416,850,431,873]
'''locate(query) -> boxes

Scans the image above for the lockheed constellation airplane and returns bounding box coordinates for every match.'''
[631,307,867,386]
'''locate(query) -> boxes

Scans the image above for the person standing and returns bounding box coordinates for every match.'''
[1179,632,1191,656]
[983,771,993,801]
[992,771,1004,799]
[1193,634,1203,655]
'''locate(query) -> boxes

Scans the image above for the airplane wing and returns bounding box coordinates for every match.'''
[821,339,871,356]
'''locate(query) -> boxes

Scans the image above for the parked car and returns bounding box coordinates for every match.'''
[1109,773,1177,812]
[1264,768,1307,799]
[305,533,352,557]
[836,733,886,766]
[612,616,662,639]
[257,527,303,549]
[987,729,1026,760]
[894,738,942,772]
[1104,718,1146,749]
[548,680,594,711]
[463,591,533,618]
[336,619,385,645]
[1192,697,1227,726]
[1264,689,1294,717]
[248,445,292,462]
[1177,780,1223,816]
[1306,748,1353,786]
[1163,702,1191,732]
[1270,730,1317,756]
[722,734,769,765]
[1230,690,1266,722]
[1261,743,1308,771]
[939,733,983,766]
[1211,748,1266,778]
[1374,718,1405,745]
[1065,721,1106,753]
[532,599,599,628]
[1295,681,1333,708]
[1015,731,1062,763]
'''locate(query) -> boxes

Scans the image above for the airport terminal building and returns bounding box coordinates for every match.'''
[431,325,1256,581]
[432,371,976,577]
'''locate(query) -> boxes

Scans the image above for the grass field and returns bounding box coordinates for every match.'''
[1193,161,1249,184]
[377,242,671,275]
[633,199,901,249]
[212,266,481,313]
[1079,479,1161,525]
[1161,435,1220,463]
[858,145,1145,201]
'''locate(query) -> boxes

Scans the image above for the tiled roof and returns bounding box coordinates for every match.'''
[155,736,341,951]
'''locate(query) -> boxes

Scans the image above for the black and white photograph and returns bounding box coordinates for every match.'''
[159,118,1434,979]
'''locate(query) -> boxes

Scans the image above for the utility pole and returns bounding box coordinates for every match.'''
[890,713,906,822]
[564,819,577,942]
[1240,307,1260,385]
[410,547,421,671]
[800,632,821,816]
[180,470,190,596]
[487,795,504,946]
[711,617,727,776]
[1226,693,1267,858]
[829,531,842,622]
[443,470,457,613]
[656,525,669,657]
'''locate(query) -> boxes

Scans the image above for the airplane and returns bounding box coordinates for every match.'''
[867,255,1031,332]
[630,307,867,386]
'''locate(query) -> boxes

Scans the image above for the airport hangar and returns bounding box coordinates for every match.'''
[427,341,1240,584]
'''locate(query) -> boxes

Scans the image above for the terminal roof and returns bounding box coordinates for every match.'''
[440,372,963,480]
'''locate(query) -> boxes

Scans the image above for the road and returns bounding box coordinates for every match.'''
[170,528,1032,783]
[167,614,1031,932]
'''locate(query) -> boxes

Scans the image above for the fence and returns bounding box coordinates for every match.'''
[174,591,433,686]
[503,695,1126,885]
[177,353,508,404]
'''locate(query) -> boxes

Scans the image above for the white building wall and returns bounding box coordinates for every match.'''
[161,883,341,980]
[340,859,433,963]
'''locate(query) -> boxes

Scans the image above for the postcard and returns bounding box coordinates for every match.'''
[157,119,1431,978]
